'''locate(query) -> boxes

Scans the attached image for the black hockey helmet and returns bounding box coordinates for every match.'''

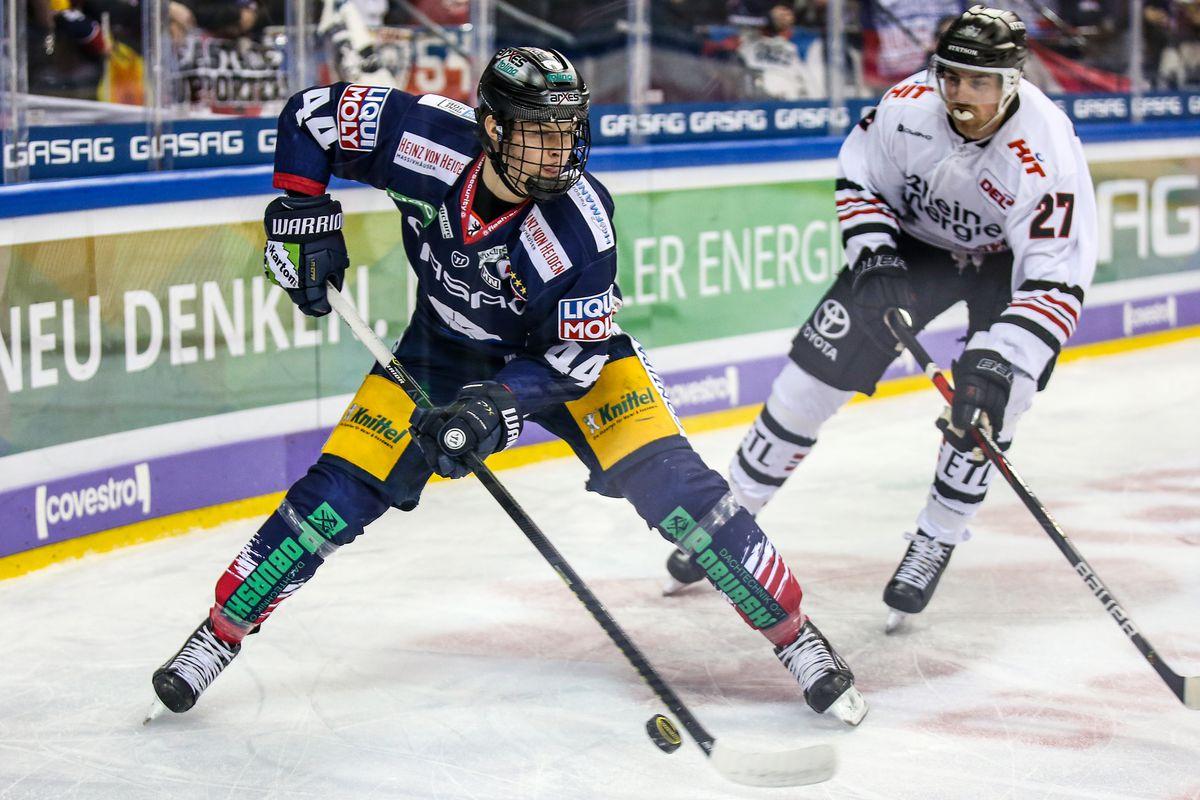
[476,47,591,202]
[935,5,1028,71]
[930,6,1028,126]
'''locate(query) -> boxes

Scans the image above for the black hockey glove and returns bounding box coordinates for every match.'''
[851,250,917,350]
[940,349,1014,449]
[409,382,523,479]
[263,193,349,317]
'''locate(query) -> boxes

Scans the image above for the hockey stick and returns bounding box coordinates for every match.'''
[326,283,837,786]
[884,308,1200,710]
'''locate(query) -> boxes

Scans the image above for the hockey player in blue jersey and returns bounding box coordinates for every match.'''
[151,47,867,726]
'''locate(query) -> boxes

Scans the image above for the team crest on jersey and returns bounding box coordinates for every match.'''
[338,85,390,151]
[477,245,511,290]
[558,286,615,341]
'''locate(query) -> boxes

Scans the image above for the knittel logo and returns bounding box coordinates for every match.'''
[341,403,408,445]
[581,385,658,437]
[35,463,151,541]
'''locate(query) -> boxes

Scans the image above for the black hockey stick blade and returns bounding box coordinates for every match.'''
[709,740,836,787]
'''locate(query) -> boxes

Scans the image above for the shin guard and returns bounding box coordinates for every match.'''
[620,449,805,647]
[210,463,390,642]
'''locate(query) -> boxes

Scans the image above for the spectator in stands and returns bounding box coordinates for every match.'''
[735,3,827,99]
[1147,0,1200,89]
[860,0,959,90]
[178,0,264,38]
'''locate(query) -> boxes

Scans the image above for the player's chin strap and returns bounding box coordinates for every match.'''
[325,281,838,787]
[884,307,1199,711]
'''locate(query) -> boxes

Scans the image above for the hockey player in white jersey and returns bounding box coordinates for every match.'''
[665,6,1097,631]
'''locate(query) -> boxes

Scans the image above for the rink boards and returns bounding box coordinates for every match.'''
[0,129,1198,574]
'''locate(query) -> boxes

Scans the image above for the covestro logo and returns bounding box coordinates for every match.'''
[34,463,151,541]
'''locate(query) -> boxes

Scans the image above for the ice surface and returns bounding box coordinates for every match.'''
[2,340,1199,800]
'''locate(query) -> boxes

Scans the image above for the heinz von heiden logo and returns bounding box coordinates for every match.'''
[558,287,615,341]
[35,463,151,541]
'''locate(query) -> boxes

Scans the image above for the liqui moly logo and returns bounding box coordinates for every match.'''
[338,85,391,151]
[558,286,615,341]
[35,463,151,541]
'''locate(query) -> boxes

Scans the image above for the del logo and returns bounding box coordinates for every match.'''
[34,463,151,541]
[978,170,1015,209]
[558,287,614,341]
[582,385,657,434]
[343,403,407,444]
[338,85,390,151]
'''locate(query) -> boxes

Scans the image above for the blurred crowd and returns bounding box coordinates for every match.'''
[18,0,1200,118]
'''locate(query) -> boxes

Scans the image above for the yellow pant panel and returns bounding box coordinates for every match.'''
[564,355,683,471]
[322,375,417,481]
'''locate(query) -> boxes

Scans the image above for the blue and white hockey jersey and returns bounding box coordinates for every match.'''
[273,83,619,415]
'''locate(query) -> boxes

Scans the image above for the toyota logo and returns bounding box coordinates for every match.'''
[813,300,851,339]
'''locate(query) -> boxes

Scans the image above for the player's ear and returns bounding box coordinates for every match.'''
[483,114,501,146]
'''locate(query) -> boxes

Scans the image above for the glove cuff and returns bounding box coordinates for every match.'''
[957,349,1014,388]
[265,194,344,243]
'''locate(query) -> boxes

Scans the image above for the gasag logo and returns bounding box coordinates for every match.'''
[338,85,390,151]
[558,286,615,341]
[35,463,151,541]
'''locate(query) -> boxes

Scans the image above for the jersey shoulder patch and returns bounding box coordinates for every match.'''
[566,176,616,253]
[336,84,393,152]
[417,93,477,122]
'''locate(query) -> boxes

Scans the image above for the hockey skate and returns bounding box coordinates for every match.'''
[776,619,867,726]
[149,617,241,716]
[661,548,707,595]
[883,530,955,633]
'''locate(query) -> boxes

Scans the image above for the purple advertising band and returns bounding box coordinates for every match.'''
[1,289,1197,562]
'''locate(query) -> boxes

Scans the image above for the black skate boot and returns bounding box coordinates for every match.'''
[883,530,955,633]
[151,617,241,714]
[662,548,707,596]
[775,619,867,726]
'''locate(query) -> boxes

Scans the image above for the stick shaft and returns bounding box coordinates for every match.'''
[327,285,720,750]
[883,308,1192,707]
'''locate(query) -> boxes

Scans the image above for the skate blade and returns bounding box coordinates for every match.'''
[826,686,868,727]
[884,610,908,634]
[142,698,168,726]
[662,577,699,596]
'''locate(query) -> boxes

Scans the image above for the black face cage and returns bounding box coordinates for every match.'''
[483,109,591,202]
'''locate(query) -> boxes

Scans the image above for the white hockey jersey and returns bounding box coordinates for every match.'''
[837,70,1097,382]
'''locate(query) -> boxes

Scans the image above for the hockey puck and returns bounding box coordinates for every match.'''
[645,713,682,754]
